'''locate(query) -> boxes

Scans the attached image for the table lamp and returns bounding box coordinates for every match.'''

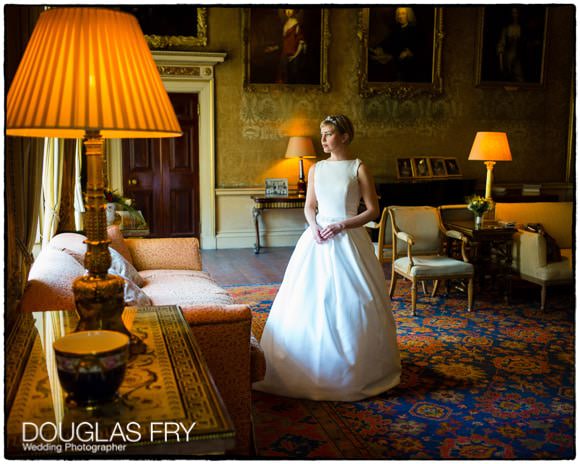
[284,136,316,197]
[468,132,512,200]
[7,8,181,343]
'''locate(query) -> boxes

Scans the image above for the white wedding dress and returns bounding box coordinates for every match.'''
[253,158,401,401]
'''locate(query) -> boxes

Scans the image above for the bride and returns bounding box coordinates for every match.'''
[253,115,401,401]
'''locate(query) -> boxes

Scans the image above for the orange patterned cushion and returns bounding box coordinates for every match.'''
[107,225,133,264]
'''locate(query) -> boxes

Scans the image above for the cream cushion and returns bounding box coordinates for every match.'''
[140,270,234,307]
[107,225,134,264]
[391,206,441,254]
[394,256,473,278]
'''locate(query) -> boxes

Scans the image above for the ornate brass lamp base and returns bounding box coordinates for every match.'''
[73,274,126,333]
[73,131,146,355]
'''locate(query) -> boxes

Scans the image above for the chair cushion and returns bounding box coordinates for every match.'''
[107,225,133,264]
[390,206,442,254]
[523,254,573,282]
[394,256,474,278]
[140,269,234,307]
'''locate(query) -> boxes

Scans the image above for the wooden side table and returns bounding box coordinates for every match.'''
[444,220,516,302]
[5,306,235,457]
[251,195,305,253]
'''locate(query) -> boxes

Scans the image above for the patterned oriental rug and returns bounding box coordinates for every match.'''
[226,283,574,460]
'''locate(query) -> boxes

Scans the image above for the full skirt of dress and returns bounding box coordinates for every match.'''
[253,224,401,401]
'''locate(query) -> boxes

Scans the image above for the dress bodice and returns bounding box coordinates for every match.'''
[314,158,361,222]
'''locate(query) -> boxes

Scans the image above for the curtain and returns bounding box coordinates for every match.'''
[40,138,64,248]
[5,137,44,321]
[56,139,78,233]
[74,140,85,231]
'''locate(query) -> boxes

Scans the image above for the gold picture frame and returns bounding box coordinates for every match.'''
[412,157,432,178]
[358,7,444,98]
[429,157,447,178]
[120,6,208,50]
[475,6,548,88]
[444,158,462,177]
[242,8,331,92]
[396,158,414,179]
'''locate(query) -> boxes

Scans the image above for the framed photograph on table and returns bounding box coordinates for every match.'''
[396,158,414,179]
[475,6,548,88]
[412,158,431,178]
[242,8,330,92]
[429,157,447,177]
[444,158,462,177]
[265,178,289,197]
[358,6,444,97]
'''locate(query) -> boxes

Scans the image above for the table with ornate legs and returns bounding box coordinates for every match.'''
[444,220,516,302]
[251,195,305,254]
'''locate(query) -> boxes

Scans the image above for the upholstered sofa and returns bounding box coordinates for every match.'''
[494,202,573,311]
[19,226,265,456]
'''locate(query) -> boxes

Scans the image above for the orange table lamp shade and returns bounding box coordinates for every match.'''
[6,7,181,139]
[468,132,512,162]
[284,136,316,159]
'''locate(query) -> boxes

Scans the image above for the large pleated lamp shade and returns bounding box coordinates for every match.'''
[7,7,181,139]
[468,132,512,200]
[6,7,181,345]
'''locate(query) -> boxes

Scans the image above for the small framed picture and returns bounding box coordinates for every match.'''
[396,158,414,179]
[429,157,447,177]
[265,178,289,197]
[412,158,431,178]
[444,158,462,177]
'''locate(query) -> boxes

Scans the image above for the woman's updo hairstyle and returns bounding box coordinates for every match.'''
[321,114,355,144]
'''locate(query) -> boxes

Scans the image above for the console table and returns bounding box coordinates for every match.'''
[251,195,305,253]
[5,306,235,458]
[444,220,516,302]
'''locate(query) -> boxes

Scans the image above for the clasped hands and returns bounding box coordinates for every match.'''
[311,222,345,244]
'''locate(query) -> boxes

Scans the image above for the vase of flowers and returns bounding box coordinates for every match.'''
[105,202,117,225]
[467,195,491,230]
[104,189,141,226]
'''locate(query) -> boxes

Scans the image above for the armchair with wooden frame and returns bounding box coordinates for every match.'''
[366,207,393,264]
[388,206,475,316]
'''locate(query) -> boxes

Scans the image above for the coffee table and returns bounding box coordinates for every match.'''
[5,305,235,457]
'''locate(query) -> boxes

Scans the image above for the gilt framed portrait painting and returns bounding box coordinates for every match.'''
[243,8,330,92]
[475,6,548,88]
[358,7,443,97]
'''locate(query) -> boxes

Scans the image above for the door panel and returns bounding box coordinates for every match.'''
[123,93,199,238]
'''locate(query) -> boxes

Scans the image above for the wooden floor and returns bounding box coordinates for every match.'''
[201,247,294,286]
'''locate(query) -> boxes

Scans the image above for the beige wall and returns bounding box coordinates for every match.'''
[207,6,574,188]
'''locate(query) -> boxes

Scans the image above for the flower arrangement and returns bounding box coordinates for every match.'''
[103,189,145,226]
[104,189,134,209]
[467,195,491,216]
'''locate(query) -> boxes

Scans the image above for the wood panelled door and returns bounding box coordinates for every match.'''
[123,93,199,238]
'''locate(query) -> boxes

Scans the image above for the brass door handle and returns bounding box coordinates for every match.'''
[128,179,138,186]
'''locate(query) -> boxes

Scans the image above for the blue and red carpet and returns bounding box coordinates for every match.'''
[227,282,574,459]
